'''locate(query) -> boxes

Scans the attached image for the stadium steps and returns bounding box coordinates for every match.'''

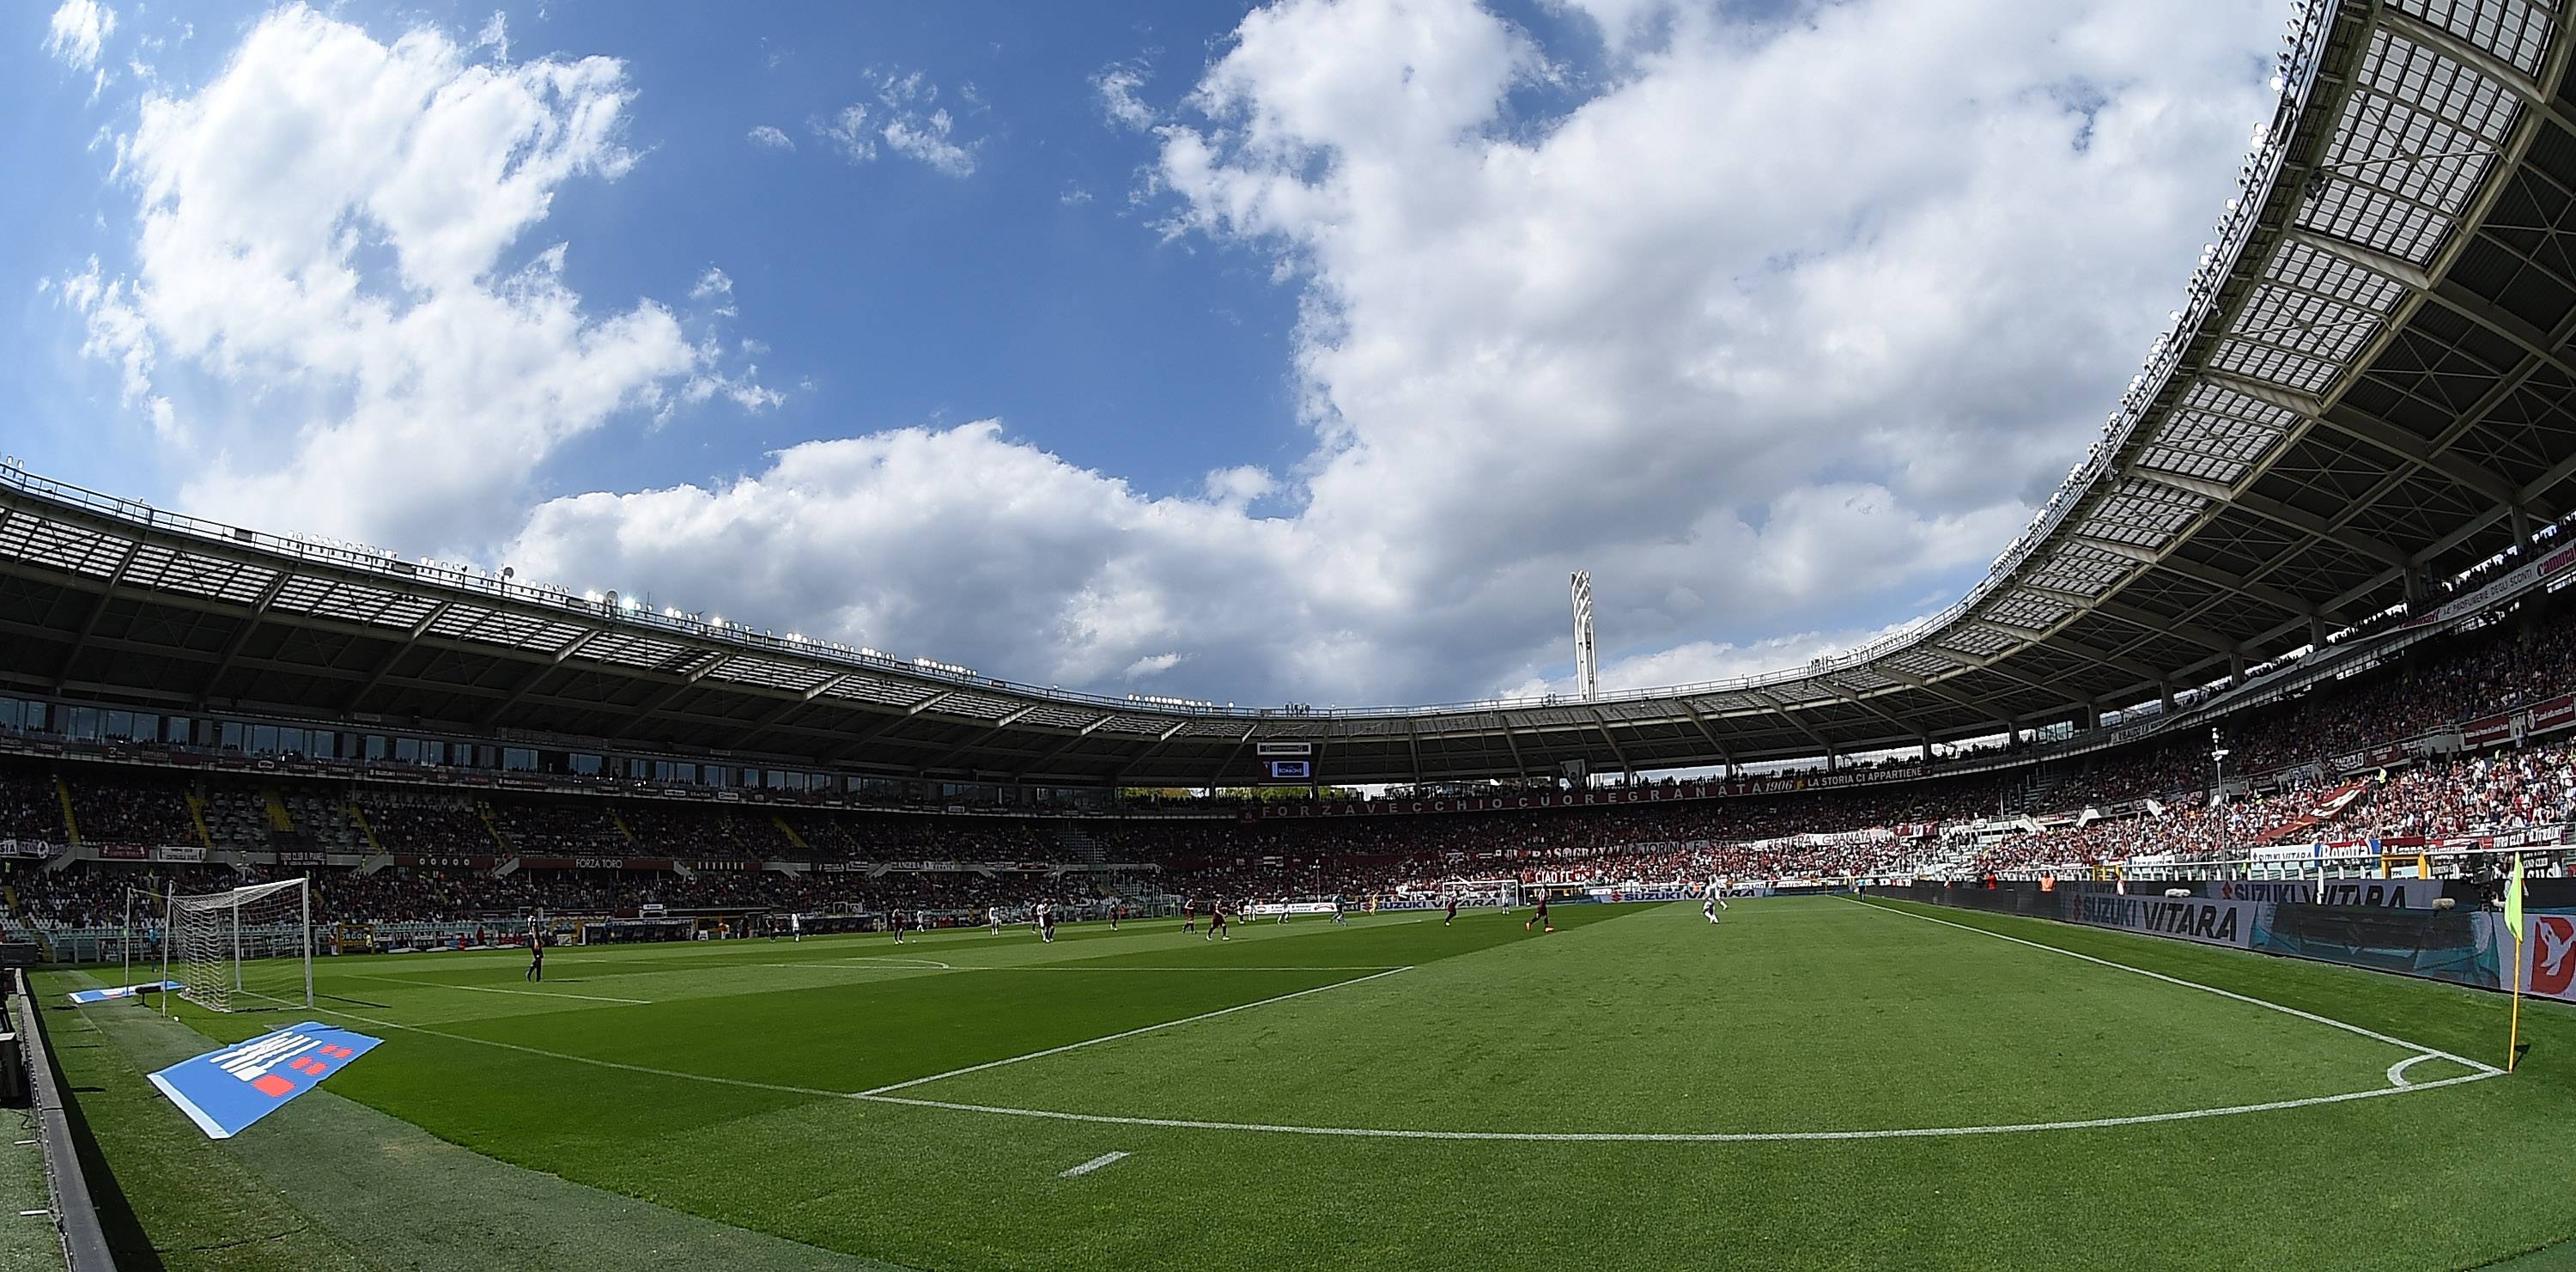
[609,807,636,842]
[773,813,809,850]
[51,776,77,847]
[262,786,295,831]
[200,784,275,852]
[493,855,521,878]
[349,803,383,853]
[355,852,394,876]
[1054,821,1107,865]
[185,791,216,849]
[477,800,511,851]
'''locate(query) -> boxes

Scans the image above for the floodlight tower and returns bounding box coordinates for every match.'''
[2209,727,2231,869]
[1571,571,1598,703]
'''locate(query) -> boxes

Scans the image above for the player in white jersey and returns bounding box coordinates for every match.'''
[1702,878,1730,924]
[791,911,803,942]
[988,906,1003,935]
[1330,896,1348,927]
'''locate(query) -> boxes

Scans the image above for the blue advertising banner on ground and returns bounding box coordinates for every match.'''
[66,980,181,1005]
[147,1020,383,1139]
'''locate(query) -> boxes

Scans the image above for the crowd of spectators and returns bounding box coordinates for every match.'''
[488,800,628,855]
[65,776,198,848]
[0,770,60,841]
[357,794,501,854]
[7,604,2576,923]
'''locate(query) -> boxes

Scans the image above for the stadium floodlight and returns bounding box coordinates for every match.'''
[161,878,313,1014]
[2210,729,2232,867]
[1571,571,1599,703]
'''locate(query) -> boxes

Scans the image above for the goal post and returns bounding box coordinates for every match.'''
[161,877,313,1013]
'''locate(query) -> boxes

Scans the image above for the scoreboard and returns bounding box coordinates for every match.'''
[1256,740,1317,784]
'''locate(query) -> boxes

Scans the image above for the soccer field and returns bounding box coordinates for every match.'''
[36,896,2576,1270]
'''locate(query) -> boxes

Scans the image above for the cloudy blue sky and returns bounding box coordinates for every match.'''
[5,0,2282,708]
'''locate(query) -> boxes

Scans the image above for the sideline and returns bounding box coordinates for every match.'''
[1846,897,2502,1075]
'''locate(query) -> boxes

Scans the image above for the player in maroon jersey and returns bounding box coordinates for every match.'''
[1443,897,1460,926]
[1206,903,1230,941]
[1182,899,1197,933]
[1524,893,1552,934]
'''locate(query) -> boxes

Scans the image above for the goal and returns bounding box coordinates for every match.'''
[161,877,313,1013]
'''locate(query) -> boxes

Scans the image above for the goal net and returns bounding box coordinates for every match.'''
[162,877,313,1013]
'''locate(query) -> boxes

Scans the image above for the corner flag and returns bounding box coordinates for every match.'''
[2505,855,2527,1073]
[2505,854,2526,942]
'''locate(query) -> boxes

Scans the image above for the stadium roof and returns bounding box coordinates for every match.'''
[5,0,2576,788]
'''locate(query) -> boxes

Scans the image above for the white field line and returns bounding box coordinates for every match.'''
[344,973,647,1006]
[950,965,1407,973]
[858,1072,2502,1141]
[749,959,954,971]
[234,989,847,1099]
[2386,1054,2442,1087]
[228,981,2502,1144]
[746,963,1392,974]
[229,966,1413,1106]
[1057,1151,1129,1178]
[1850,898,2504,1076]
[851,966,1415,1098]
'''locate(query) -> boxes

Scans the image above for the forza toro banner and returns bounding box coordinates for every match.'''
[2065,894,2257,949]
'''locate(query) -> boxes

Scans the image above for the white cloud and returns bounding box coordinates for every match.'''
[43,0,114,71]
[507,423,1318,696]
[883,108,975,176]
[1060,184,1094,206]
[51,255,152,404]
[473,9,508,64]
[690,266,733,302]
[63,0,2281,712]
[812,104,875,162]
[58,4,764,553]
[1498,616,1935,703]
[816,70,985,176]
[746,124,793,151]
[513,0,2274,707]
[1094,63,1156,131]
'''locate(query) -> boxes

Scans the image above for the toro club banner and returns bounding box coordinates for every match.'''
[149,1020,383,1140]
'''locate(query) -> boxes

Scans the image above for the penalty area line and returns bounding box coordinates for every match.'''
[1848,898,2505,1077]
[340,974,648,1005]
[850,965,1413,1098]
[854,1071,2503,1141]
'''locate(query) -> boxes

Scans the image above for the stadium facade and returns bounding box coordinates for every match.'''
[4,0,2576,792]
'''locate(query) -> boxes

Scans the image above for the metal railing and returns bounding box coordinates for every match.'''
[11,968,113,1272]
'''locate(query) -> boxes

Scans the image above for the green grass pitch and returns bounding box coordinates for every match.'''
[32,897,2576,1270]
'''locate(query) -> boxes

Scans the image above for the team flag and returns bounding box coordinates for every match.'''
[148,1020,382,1139]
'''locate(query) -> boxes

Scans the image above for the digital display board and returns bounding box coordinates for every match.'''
[1266,759,1312,780]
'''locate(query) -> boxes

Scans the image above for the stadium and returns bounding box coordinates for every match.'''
[4,0,2576,1269]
